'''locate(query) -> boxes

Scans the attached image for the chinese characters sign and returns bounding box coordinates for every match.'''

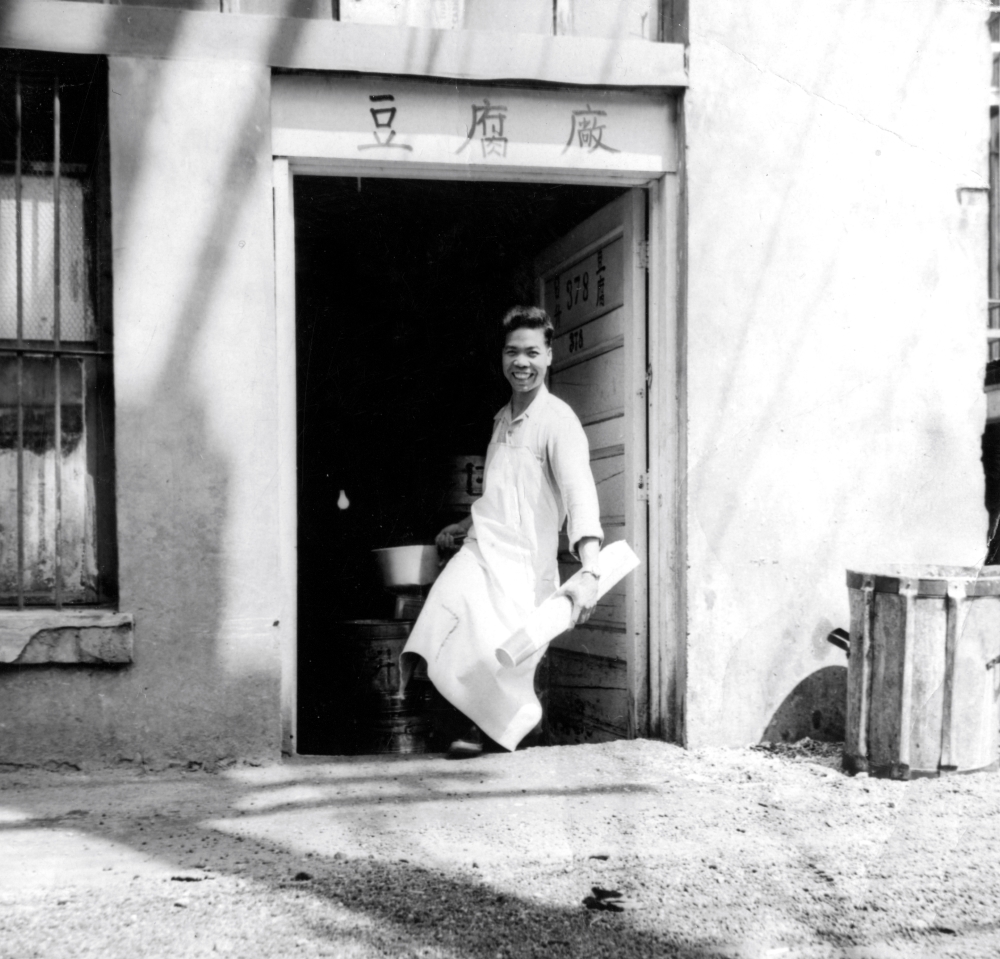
[272,76,674,178]
[382,94,618,159]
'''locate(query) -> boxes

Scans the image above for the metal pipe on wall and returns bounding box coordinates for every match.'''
[53,76,63,609]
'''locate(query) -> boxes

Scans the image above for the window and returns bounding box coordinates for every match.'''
[0,53,116,607]
[989,11,1000,385]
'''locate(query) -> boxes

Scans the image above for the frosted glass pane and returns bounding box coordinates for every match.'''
[0,176,94,342]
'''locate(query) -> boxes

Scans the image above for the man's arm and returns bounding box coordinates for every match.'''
[563,535,601,625]
[546,413,604,557]
[436,513,473,550]
[546,411,604,626]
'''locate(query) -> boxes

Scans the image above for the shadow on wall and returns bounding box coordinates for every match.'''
[0,15,313,766]
[99,45,294,763]
[760,666,847,744]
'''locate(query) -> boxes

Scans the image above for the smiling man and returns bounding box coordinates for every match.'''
[400,306,603,757]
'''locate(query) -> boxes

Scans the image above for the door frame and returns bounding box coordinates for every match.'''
[272,158,684,754]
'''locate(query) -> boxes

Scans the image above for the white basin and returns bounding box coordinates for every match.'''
[372,545,440,588]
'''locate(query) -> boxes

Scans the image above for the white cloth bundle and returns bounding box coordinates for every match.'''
[494,540,641,668]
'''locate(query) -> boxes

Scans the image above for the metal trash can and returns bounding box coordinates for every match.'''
[844,567,1000,779]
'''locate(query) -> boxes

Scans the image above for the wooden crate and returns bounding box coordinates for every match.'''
[845,567,1000,779]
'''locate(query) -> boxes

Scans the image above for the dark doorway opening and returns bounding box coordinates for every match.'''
[294,176,626,756]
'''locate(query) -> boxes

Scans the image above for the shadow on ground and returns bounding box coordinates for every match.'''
[5,747,998,959]
[0,759,763,959]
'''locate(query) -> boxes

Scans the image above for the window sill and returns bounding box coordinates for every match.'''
[0,610,134,666]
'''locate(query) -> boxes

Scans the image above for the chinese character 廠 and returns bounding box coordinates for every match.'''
[595,248,606,307]
[563,105,619,155]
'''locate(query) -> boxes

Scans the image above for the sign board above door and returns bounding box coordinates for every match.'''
[272,75,677,182]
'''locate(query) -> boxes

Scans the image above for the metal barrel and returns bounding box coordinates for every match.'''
[340,619,433,754]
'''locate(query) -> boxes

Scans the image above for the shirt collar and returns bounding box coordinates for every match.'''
[495,381,550,425]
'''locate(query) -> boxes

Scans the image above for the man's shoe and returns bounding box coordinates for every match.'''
[447,738,484,758]
[447,724,483,758]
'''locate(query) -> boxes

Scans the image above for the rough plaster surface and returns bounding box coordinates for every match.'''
[683,1,991,746]
[0,612,134,665]
[0,58,282,766]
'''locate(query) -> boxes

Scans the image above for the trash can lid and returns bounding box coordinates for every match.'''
[847,566,1000,597]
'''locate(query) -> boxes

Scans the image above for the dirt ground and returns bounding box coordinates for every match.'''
[2,739,999,959]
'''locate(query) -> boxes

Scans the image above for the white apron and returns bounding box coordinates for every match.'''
[400,434,560,751]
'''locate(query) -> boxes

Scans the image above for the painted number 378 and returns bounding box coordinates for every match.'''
[565,272,589,309]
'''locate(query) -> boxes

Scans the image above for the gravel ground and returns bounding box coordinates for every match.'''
[2,739,999,959]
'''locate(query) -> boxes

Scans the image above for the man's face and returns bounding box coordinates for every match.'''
[502,326,552,396]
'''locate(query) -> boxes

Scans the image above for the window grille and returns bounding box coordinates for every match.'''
[0,53,116,608]
[989,12,1000,386]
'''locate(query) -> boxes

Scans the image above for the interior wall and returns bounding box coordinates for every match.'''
[683,1,990,746]
[0,57,283,767]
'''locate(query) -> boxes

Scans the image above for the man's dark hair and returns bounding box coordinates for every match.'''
[501,306,555,348]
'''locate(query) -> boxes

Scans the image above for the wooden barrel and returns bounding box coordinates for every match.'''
[844,567,1000,779]
[340,619,432,755]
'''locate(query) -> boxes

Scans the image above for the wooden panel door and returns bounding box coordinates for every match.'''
[535,189,649,743]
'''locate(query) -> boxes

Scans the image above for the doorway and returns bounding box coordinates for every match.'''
[293,176,635,755]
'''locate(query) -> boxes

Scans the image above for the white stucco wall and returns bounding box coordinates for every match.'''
[111,56,283,761]
[683,2,991,745]
[0,57,283,766]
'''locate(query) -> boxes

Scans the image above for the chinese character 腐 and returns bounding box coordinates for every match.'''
[563,105,619,155]
[457,99,509,158]
[358,94,413,152]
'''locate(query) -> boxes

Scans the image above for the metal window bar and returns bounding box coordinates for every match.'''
[15,75,24,610]
[53,76,62,610]
[0,345,110,358]
[991,109,1000,370]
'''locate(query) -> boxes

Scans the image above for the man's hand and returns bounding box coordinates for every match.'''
[563,572,599,625]
[564,536,601,625]
[436,522,469,551]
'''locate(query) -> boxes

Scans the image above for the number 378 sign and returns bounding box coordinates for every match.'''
[545,236,624,335]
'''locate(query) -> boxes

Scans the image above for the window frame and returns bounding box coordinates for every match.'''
[0,51,117,610]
